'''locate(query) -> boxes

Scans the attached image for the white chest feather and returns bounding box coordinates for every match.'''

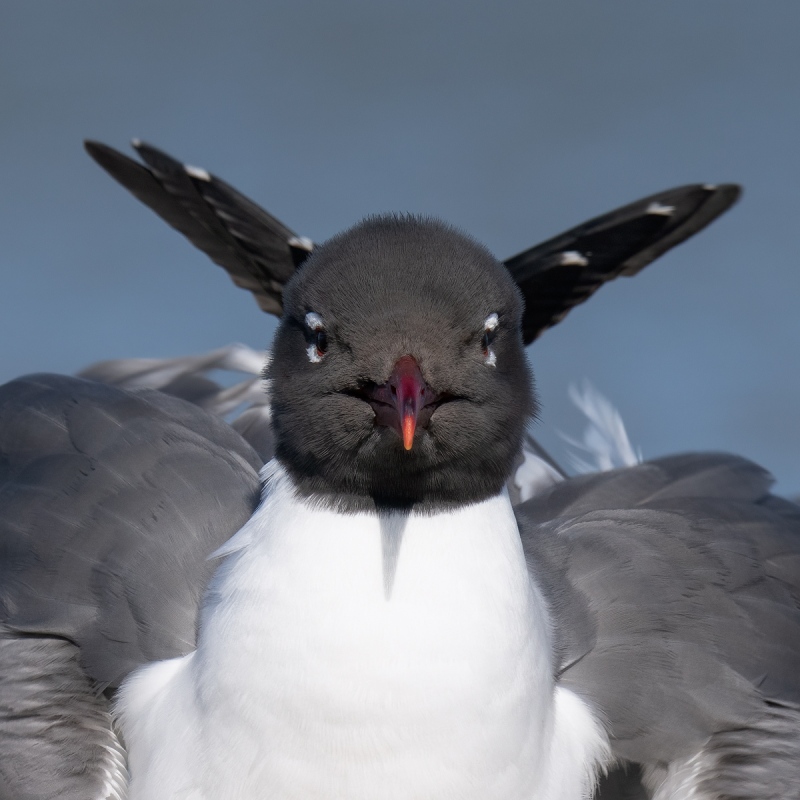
[118,462,608,800]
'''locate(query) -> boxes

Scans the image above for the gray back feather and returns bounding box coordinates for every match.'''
[0,374,261,688]
[0,628,127,800]
[518,452,800,787]
[78,343,275,462]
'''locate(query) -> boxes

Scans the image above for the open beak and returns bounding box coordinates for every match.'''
[363,355,440,451]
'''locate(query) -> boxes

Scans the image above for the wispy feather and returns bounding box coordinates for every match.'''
[562,380,641,474]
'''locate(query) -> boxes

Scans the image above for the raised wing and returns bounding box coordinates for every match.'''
[86,141,740,339]
[517,453,800,795]
[505,183,741,343]
[84,140,313,316]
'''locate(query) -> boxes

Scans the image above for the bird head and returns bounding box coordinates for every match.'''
[267,215,536,510]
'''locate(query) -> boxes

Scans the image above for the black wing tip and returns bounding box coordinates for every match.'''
[694,181,743,206]
[618,181,743,277]
[86,139,214,186]
[83,139,147,180]
[84,138,147,156]
[130,138,164,157]
[82,137,305,319]
[714,182,742,194]
[704,181,742,195]
[705,182,743,211]
[83,138,121,161]
[512,181,745,345]
[131,138,169,160]
[649,181,742,198]
[652,181,743,215]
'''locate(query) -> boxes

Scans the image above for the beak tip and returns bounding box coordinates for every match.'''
[402,415,416,451]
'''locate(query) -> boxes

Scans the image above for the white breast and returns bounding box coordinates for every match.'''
[118,462,609,800]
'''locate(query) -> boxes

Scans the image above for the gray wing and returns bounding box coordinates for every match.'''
[0,374,262,799]
[84,140,739,342]
[505,184,741,344]
[0,373,261,687]
[517,453,800,797]
[84,140,314,316]
[77,343,275,462]
[0,630,127,800]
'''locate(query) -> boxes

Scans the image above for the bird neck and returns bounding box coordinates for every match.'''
[196,461,560,797]
[120,461,610,800]
[207,460,544,620]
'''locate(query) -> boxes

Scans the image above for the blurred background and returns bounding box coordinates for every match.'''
[1,1,799,491]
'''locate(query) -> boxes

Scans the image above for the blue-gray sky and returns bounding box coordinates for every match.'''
[2,1,799,491]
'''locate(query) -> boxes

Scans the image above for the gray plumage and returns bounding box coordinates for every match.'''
[0,374,261,687]
[0,631,126,800]
[77,344,275,462]
[0,178,797,798]
[3,388,798,796]
[518,453,800,796]
[0,375,262,800]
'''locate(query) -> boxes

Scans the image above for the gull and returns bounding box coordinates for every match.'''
[1,145,796,800]
[78,140,740,485]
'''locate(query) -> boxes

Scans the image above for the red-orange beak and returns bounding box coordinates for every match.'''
[394,356,424,450]
[362,355,439,451]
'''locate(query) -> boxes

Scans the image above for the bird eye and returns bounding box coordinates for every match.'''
[482,313,498,366]
[314,329,328,358]
[304,312,328,363]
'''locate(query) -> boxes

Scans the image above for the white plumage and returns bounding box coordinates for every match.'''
[119,462,610,800]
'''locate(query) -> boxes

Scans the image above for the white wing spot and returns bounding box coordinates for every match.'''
[646,202,675,216]
[185,164,211,181]
[703,183,718,191]
[559,251,589,267]
[289,236,314,252]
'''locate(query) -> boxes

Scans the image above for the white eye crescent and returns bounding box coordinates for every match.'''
[482,313,498,367]
[305,312,327,363]
[305,312,324,330]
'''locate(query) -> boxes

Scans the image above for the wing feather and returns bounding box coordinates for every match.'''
[518,453,800,783]
[85,140,739,340]
[504,184,741,343]
[84,140,312,315]
[0,374,261,688]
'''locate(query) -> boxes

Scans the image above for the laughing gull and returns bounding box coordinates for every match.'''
[80,140,740,477]
[1,161,798,800]
[84,141,741,345]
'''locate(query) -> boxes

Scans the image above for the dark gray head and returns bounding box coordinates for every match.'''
[267,214,536,510]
